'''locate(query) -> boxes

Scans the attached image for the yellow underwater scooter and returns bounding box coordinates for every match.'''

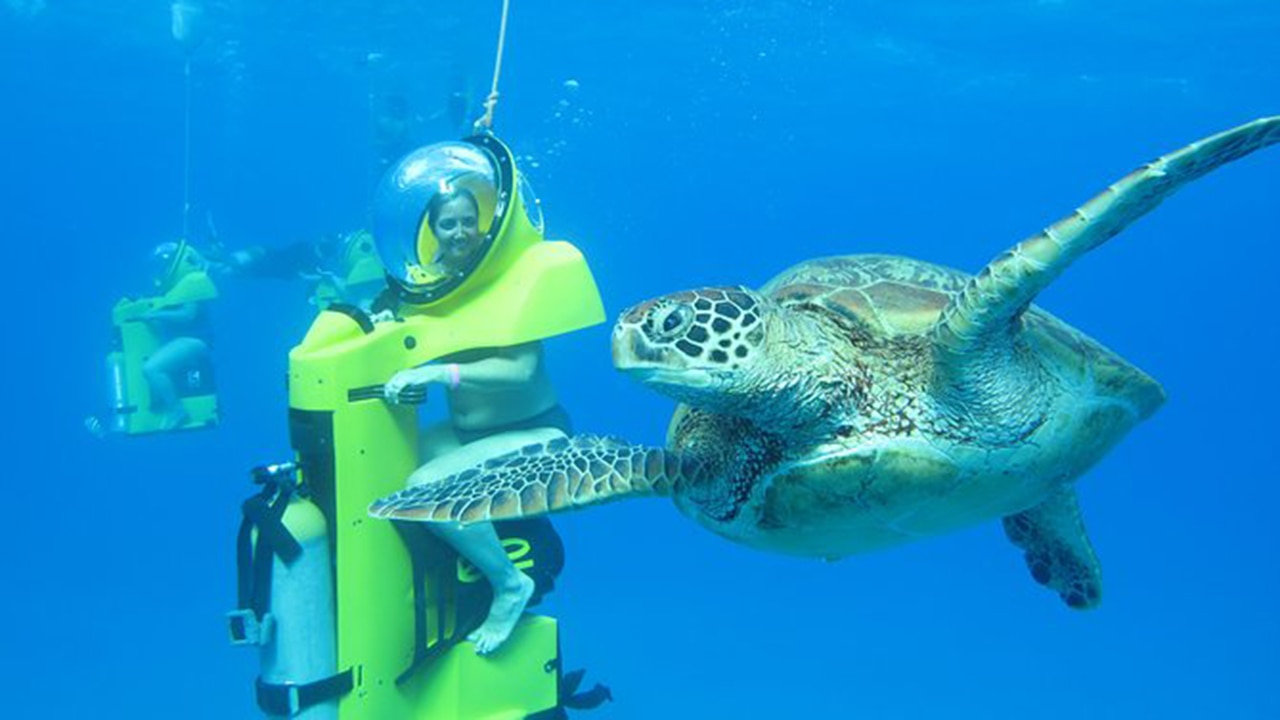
[103,240,220,435]
[310,229,387,310]
[231,134,610,719]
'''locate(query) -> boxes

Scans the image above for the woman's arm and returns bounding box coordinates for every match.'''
[383,343,541,402]
[449,343,541,388]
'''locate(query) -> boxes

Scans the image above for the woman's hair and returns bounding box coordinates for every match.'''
[426,186,480,230]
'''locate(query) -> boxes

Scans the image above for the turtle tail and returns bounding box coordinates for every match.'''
[933,116,1280,379]
[369,435,705,525]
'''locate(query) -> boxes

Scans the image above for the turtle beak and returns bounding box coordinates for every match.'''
[612,325,717,395]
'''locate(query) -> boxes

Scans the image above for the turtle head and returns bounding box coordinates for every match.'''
[612,286,773,413]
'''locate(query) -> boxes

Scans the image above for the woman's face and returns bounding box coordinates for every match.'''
[431,196,481,262]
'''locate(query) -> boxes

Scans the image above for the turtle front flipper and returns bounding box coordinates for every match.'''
[934,116,1280,383]
[1002,487,1102,610]
[369,435,707,524]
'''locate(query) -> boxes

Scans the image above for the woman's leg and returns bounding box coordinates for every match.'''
[142,337,208,429]
[430,521,536,655]
[409,426,564,654]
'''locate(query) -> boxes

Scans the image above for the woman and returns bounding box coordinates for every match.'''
[383,187,571,655]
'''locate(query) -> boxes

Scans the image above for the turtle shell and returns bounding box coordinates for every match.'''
[761,254,971,338]
[758,253,1163,418]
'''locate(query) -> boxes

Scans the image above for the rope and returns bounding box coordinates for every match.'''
[473,0,511,133]
[182,57,192,239]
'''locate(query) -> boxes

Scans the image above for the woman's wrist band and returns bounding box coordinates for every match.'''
[446,363,461,389]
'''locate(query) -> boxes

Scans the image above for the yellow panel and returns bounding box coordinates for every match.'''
[405,616,559,719]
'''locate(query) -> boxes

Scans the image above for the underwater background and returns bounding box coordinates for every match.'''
[2,1,1277,717]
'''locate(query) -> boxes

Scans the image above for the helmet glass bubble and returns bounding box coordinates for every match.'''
[517,172,544,237]
[372,141,502,303]
[149,241,183,288]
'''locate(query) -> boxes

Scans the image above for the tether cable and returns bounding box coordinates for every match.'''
[182,57,193,239]
[473,0,511,133]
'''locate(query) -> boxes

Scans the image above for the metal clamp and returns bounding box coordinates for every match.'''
[227,608,274,647]
[251,462,299,488]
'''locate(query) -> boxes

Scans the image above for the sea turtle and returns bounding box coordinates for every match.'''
[371,117,1280,610]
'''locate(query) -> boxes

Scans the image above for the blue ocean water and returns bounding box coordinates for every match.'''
[2,1,1277,717]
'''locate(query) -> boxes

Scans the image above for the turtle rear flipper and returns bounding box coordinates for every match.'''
[1003,487,1102,609]
[934,116,1280,385]
[369,435,702,525]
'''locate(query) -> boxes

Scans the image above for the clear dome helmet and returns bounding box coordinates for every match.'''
[150,239,206,293]
[372,135,545,307]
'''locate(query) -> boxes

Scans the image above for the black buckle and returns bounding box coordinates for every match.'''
[255,670,353,717]
[256,678,300,717]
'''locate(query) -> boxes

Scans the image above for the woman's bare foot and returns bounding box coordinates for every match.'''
[468,572,535,655]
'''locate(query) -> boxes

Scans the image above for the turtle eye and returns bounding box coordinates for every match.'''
[653,304,693,340]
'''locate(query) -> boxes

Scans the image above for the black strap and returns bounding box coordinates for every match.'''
[524,668,613,719]
[255,669,353,717]
[561,668,613,711]
[325,303,375,334]
[244,490,303,564]
[235,486,301,621]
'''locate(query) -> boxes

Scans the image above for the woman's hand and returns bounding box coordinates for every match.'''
[383,365,445,404]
